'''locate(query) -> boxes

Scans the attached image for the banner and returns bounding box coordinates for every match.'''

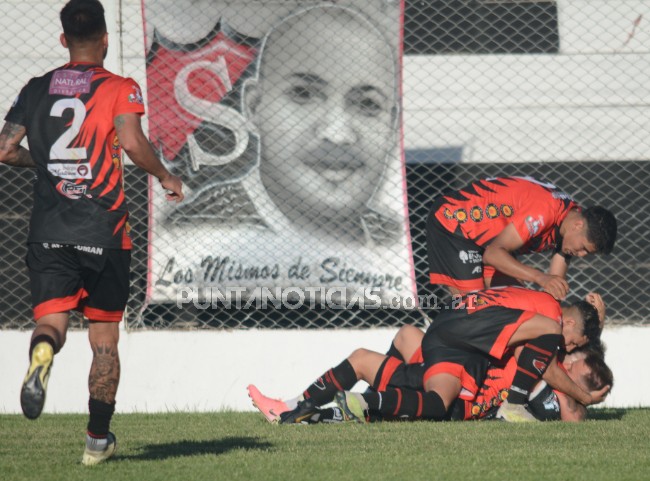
[143,0,416,308]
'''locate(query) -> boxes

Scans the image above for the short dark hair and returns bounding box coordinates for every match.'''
[571,300,602,346]
[582,349,614,392]
[60,0,106,43]
[583,206,617,255]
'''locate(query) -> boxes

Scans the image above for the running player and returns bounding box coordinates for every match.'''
[0,0,183,466]
[427,176,617,299]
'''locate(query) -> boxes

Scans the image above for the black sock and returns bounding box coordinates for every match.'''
[30,334,59,357]
[87,398,115,437]
[385,342,404,362]
[509,334,562,404]
[362,388,447,421]
[303,359,358,406]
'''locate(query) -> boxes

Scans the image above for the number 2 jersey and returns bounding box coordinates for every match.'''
[5,62,146,249]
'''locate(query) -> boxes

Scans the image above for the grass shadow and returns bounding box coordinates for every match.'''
[119,436,273,461]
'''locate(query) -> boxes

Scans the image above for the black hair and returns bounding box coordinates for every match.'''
[60,0,107,43]
[571,300,602,347]
[582,349,614,392]
[583,206,617,255]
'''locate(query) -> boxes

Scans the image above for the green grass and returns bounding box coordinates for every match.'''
[1,409,649,481]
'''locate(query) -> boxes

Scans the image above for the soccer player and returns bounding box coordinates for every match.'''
[249,346,611,424]
[427,176,617,299]
[249,287,606,423]
[0,0,183,466]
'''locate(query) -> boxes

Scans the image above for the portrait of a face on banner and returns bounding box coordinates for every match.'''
[143,0,416,307]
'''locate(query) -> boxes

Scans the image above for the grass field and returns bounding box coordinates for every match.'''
[1,409,649,481]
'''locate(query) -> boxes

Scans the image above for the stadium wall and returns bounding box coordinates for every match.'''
[1,327,650,414]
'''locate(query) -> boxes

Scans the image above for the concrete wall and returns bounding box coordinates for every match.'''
[1,326,649,414]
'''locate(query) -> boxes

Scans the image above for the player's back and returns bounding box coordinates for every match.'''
[7,63,143,249]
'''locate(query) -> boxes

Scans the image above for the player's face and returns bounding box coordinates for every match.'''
[561,223,597,257]
[252,12,396,224]
[562,317,588,352]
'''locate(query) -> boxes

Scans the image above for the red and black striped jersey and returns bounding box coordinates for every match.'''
[466,286,562,322]
[434,176,577,254]
[5,62,145,249]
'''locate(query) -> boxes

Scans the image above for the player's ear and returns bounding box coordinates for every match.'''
[103,32,109,49]
[60,33,68,49]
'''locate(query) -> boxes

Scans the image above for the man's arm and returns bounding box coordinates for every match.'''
[543,355,609,406]
[0,121,35,168]
[557,391,588,422]
[548,252,569,277]
[114,113,184,202]
[483,223,569,299]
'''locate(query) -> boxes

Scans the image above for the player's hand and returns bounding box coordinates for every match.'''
[587,384,611,405]
[537,274,569,300]
[585,292,606,327]
[159,173,184,202]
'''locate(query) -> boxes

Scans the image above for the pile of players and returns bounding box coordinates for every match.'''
[249,176,617,424]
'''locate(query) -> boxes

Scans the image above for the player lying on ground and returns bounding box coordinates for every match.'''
[248,286,607,423]
[249,344,611,423]
[426,176,617,299]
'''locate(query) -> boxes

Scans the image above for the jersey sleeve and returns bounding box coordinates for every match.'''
[4,83,29,127]
[113,77,145,118]
[509,189,559,245]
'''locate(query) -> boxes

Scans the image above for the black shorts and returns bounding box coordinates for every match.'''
[420,305,533,399]
[372,356,426,392]
[426,209,486,292]
[26,243,131,322]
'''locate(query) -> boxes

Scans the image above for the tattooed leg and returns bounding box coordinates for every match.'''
[88,322,120,403]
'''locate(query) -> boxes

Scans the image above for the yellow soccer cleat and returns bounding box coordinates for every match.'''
[495,400,539,423]
[20,342,54,420]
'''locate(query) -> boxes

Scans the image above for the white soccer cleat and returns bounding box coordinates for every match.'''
[82,432,117,466]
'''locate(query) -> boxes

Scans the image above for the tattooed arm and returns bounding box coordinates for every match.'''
[0,121,35,168]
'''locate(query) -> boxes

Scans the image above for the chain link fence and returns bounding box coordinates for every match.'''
[0,0,648,331]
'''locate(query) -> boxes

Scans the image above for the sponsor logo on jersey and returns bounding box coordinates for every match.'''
[49,70,93,96]
[459,250,482,264]
[56,180,90,199]
[525,215,545,236]
[128,86,144,105]
[48,162,93,180]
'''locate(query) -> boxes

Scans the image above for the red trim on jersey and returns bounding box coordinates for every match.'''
[488,310,537,359]
[429,273,484,292]
[83,306,123,322]
[33,288,89,320]
[423,362,479,400]
[377,357,403,392]
[523,343,553,357]
[516,365,541,380]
